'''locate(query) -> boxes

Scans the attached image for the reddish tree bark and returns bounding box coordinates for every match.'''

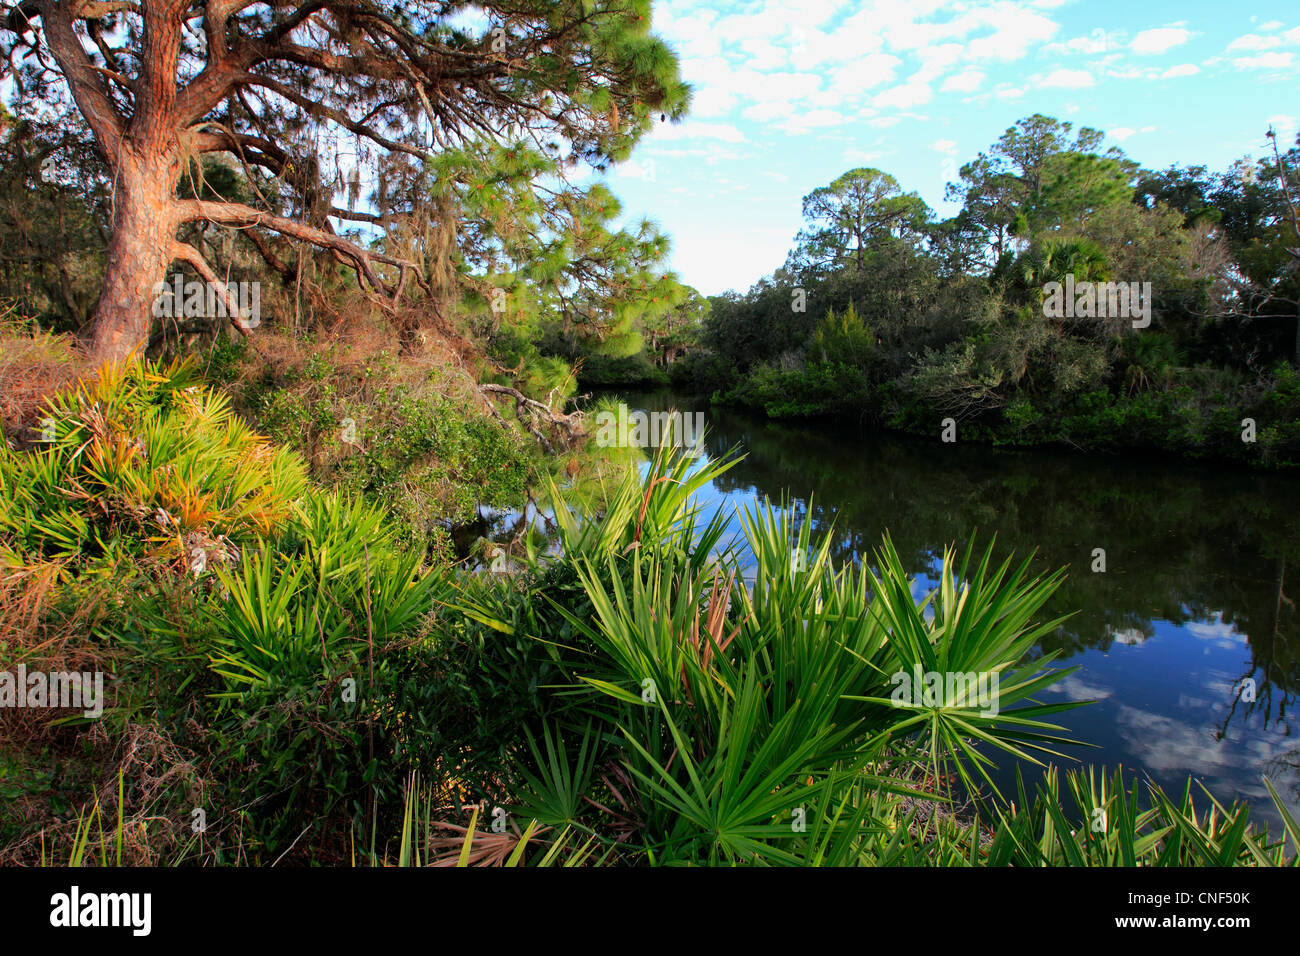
[3,0,686,362]
[90,146,183,360]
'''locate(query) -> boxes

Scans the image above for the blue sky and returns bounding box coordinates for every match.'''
[596,0,1300,296]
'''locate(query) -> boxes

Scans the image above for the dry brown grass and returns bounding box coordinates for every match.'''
[0,565,215,866]
[0,720,211,866]
[0,307,89,447]
[0,562,116,737]
[223,301,486,401]
[213,302,501,496]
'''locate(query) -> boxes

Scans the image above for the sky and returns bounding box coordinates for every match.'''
[595,0,1300,296]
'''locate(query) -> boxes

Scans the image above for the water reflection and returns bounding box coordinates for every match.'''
[619,389,1300,830]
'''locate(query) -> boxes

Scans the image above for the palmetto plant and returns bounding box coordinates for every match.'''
[3,358,454,854]
[10,359,1296,866]
[366,772,598,867]
[208,492,443,695]
[846,534,1083,804]
[1122,332,1181,394]
[0,358,305,575]
[445,442,1087,864]
[1014,236,1110,291]
[449,440,1299,866]
[175,489,449,849]
[975,767,1299,867]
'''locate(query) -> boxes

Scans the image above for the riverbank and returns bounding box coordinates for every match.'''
[609,387,1300,833]
[656,357,1300,469]
[3,356,1297,866]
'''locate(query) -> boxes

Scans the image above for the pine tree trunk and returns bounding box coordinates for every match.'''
[89,146,180,363]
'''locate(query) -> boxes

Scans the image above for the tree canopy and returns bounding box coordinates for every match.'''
[1,0,689,359]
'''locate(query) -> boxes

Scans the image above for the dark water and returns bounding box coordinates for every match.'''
[619,389,1300,832]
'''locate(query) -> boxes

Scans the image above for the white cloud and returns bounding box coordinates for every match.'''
[964,5,1059,60]
[689,85,738,118]
[777,109,848,134]
[1108,126,1154,142]
[931,138,958,154]
[655,8,722,60]
[916,42,965,75]
[741,99,794,122]
[1104,65,1161,81]
[1107,626,1147,646]
[1161,63,1199,78]
[873,78,932,109]
[1040,68,1095,88]
[1048,30,1117,56]
[645,0,1076,147]
[615,158,658,182]
[743,69,824,103]
[1270,114,1298,138]
[940,69,985,93]
[831,53,902,92]
[805,87,853,109]
[734,36,789,72]
[820,10,888,62]
[668,224,796,296]
[1234,51,1295,69]
[692,60,826,121]
[1044,675,1115,700]
[1227,33,1282,51]
[1131,26,1191,55]
[1185,617,1246,651]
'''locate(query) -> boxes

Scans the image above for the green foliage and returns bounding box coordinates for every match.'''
[788,167,931,279]
[0,113,108,332]
[674,116,1300,466]
[428,445,1071,863]
[414,447,1296,864]
[811,302,875,368]
[974,767,1298,867]
[232,342,537,552]
[726,361,874,419]
[4,364,1296,865]
[577,352,670,388]
[329,388,534,530]
[0,359,450,857]
[135,490,448,851]
[0,358,306,573]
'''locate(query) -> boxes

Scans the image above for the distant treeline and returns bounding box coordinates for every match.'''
[669,114,1300,466]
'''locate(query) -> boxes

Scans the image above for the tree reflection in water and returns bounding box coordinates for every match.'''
[615,389,1300,828]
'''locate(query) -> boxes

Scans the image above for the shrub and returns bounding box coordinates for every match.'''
[426,446,1085,863]
[121,490,447,854]
[1,358,448,860]
[0,358,305,575]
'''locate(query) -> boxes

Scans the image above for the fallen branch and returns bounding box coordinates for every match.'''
[478,383,585,454]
